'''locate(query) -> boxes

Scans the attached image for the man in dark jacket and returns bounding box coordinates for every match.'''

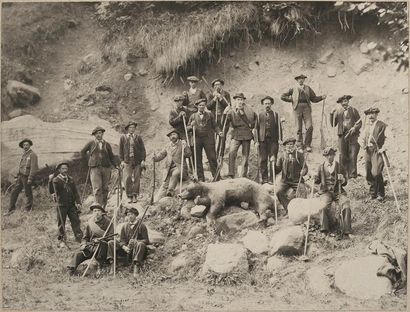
[169,95,189,141]
[281,74,327,152]
[254,96,283,184]
[275,138,308,213]
[119,122,146,203]
[81,126,118,207]
[314,147,351,237]
[7,138,39,215]
[182,76,205,119]
[226,93,257,178]
[52,162,83,244]
[188,98,223,181]
[330,95,362,178]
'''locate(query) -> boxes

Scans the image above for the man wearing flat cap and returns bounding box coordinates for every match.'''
[81,126,118,207]
[254,96,284,184]
[119,122,146,203]
[153,128,192,198]
[360,107,388,202]
[169,95,190,141]
[281,74,327,152]
[330,95,362,179]
[182,76,206,119]
[67,202,114,276]
[52,162,83,245]
[314,147,352,237]
[275,138,308,213]
[225,93,257,178]
[7,138,39,215]
[188,98,223,181]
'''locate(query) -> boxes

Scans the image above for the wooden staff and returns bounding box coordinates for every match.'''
[193,125,198,180]
[179,140,185,194]
[182,115,196,178]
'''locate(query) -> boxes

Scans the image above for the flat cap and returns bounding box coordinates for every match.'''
[336,95,353,103]
[89,202,106,213]
[364,107,380,115]
[91,126,105,135]
[125,121,137,130]
[166,128,180,137]
[195,98,207,105]
[187,76,200,82]
[126,207,139,216]
[211,78,224,87]
[233,92,246,100]
[173,95,185,102]
[294,74,307,80]
[322,147,337,156]
[260,96,274,104]
[283,137,297,145]
[19,138,33,148]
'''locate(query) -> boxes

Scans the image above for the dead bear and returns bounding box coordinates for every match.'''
[179,178,276,229]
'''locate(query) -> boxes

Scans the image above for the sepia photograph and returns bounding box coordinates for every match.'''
[1,1,408,310]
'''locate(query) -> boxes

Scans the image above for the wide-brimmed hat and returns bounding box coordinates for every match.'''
[125,207,139,216]
[322,147,337,156]
[19,138,33,148]
[89,202,106,213]
[211,78,224,87]
[260,96,274,104]
[195,98,207,106]
[56,162,69,170]
[364,107,380,115]
[91,126,105,135]
[294,74,307,80]
[125,121,137,130]
[187,76,200,82]
[336,95,353,103]
[166,128,180,137]
[233,93,246,100]
[173,95,185,102]
[283,138,297,145]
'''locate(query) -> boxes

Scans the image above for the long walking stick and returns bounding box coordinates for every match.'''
[295,153,308,197]
[193,125,198,180]
[179,141,185,194]
[381,152,401,214]
[52,179,71,250]
[320,98,327,150]
[182,115,196,178]
[300,178,315,262]
[113,174,120,278]
[213,115,229,182]
[80,167,91,204]
[270,158,278,224]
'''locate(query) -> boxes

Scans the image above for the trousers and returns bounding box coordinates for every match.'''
[228,139,251,177]
[9,174,33,211]
[258,138,279,183]
[69,240,114,270]
[293,103,313,148]
[194,135,217,181]
[107,240,147,265]
[56,204,83,241]
[123,163,142,197]
[276,180,299,211]
[90,166,112,206]
[338,136,360,178]
[319,191,352,234]
[365,148,385,198]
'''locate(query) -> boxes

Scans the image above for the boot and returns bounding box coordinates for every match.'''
[133,263,139,278]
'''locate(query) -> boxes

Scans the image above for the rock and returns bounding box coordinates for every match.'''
[202,244,248,274]
[360,41,370,54]
[169,253,188,272]
[267,218,276,226]
[266,256,285,273]
[67,19,78,28]
[326,66,337,78]
[334,255,392,299]
[216,211,259,234]
[269,226,304,256]
[318,49,334,64]
[240,202,249,210]
[147,227,165,245]
[348,54,372,75]
[190,205,207,218]
[138,69,148,76]
[242,231,269,254]
[10,248,26,269]
[6,80,41,107]
[78,53,99,74]
[156,196,179,211]
[8,109,23,119]
[180,205,192,219]
[64,79,75,91]
[402,88,408,94]
[188,224,206,238]
[288,197,327,224]
[367,41,377,50]
[95,85,112,93]
[306,267,332,296]
[234,63,240,69]
[124,73,133,81]
[77,259,98,276]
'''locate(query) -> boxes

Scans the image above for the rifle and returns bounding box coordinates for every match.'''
[213,114,229,182]
[84,233,119,247]
[320,98,327,150]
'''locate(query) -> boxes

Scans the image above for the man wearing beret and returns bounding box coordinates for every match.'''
[119,122,146,203]
[111,207,149,277]
[67,203,114,275]
[275,138,308,213]
[81,126,118,207]
[52,162,83,244]
[153,128,192,198]
[281,74,327,152]
[188,98,223,181]
[254,96,283,184]
[182,76,205,119]
[330,95,362,179]
[225,93,257,178]
[360,107,388,202]
[314,147,352,237]
[169,95,189,141]
[7,138,39,215]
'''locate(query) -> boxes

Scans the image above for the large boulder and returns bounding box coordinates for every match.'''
[215,211,259,234]
[202,244,248,274]
[6,80,41,107]
[147,227,165,245]
[306,267,332,296]
[288,197,327,224]
[241,230,269,254]
[334,255,393,299]
[269,226,305,256]
[1,115,120,183]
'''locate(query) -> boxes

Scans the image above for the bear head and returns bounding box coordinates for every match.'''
[179,181,206,200]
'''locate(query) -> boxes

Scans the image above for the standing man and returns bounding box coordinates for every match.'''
[119,122,146,203]
[275,138,308,213]
[281,74,327,152]
[52,162,83,244]
[188,98,223,181]
[169,95,189,140]
[254,96,283,184]
[7,138,39,215]
[361,107,388,202]
[225,93,257,178]
[81,126,118,207]
[153,128,192,198]
[314,147,352,237]
[183,76,206,119]
[330,95,362,179]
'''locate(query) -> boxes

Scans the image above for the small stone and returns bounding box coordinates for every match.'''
[188,224,206,238]
[124,73,133,81]
[190,205,207,217]
[67,19,78,28]
[269,226,304,256]
[138,69,148,76]
[267,218,276,226]
[234,63,240,69]
[360,41,370,54]
[402,88,408,94]
[240,202,249,210]
[367,42,377,50]
[326,66,337,78]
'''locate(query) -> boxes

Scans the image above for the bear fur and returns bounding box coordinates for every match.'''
[179,178,276,228]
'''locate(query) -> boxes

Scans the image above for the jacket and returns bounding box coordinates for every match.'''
[330,106,362,137]
[52,174,81,207]
[281,85,323,110]
[254,110,283,143]
[82,215,113,244]
[226,108,257,141]
[119,134,146,164]
[169,107,188,139]
[18,149,38,180]
[362,120,387,150]
[118,222,149,247]
[81,140,117,168]
[275,150,308,183]
[188,111,221,138]
[207,90,231,118]
[314,161,347,193]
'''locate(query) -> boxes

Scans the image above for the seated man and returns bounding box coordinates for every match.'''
[275,138,308,214]
[67,203,114,276]
[314,147,352,238]
[153,128,192,199]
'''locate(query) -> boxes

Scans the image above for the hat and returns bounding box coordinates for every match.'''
[173,95,185,102]
[125,207,139,216]
[166,128,180,137]
[323,147,337,156]
[233,93,246,100]
[294,74,307,80]
[89,202,106,213]
[56,162,69,170]
[187,76,200,82]
[211,78,224,87]
[364,107,380,115]
[125,121,137,130]
[260,96,274,104]
[336,95,353,103]
[18,138,33,148]
[283,138,297,145]
[91,126,105,135]
[195,98,207,106]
